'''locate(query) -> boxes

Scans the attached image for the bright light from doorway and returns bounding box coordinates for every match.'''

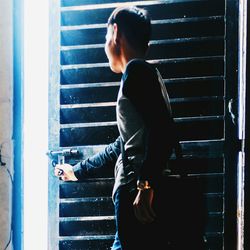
[23,0,49,249]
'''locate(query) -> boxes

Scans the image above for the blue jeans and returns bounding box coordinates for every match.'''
[111,178,207,250]
[111,232,122,250]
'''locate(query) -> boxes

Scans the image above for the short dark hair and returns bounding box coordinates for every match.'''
[107,6,151,54]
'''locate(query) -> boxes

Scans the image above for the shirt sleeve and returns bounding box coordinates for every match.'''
[122,60,173,186]
[73,136,121,180]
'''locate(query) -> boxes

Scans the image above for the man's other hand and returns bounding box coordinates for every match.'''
[133,188,156,224]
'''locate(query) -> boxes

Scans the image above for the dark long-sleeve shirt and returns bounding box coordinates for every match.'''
[120,59,175,182]
[73,137,121,179]
[73,59,178,195]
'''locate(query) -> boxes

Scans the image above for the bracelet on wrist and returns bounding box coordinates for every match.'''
[137,180,151,191]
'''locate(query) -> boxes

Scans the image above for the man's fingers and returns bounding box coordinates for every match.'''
[133,203,155,224]
[148,206,156,219]
[61,176,68,181]
[54,165,65,178]
[57,168,64,176]
[135,208,154,224]
[54,167,63,176]
[141,207,155,223]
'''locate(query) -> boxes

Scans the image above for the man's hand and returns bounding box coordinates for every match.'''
[133,188,156,224]
[54,163,78,181]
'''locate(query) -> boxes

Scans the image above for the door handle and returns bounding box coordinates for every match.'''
[228,98,237,125]
[47,148,80,176]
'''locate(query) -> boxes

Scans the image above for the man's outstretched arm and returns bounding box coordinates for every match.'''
[54,136,121,181]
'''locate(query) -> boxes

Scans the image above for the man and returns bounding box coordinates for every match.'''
[55,6,205,250]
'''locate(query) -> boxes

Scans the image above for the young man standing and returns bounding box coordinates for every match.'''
[55,6,205,250]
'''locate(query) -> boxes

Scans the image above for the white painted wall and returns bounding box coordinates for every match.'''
[0,0,13,249]
[23,1,49,249]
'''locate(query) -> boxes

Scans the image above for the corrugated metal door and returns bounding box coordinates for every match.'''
[48,0,238,249]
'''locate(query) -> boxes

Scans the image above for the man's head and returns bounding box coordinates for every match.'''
[105,6,151,73]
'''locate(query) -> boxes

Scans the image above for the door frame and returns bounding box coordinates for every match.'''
[48,0,61,249]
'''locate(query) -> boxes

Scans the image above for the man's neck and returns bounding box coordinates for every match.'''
[120,48,144,73]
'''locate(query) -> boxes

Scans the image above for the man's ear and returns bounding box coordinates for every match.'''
[112,23,120,45]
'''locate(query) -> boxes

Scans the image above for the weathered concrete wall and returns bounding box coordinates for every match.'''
[0,0,13,249]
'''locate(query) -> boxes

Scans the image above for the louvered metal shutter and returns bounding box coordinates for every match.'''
[48,0,238,249]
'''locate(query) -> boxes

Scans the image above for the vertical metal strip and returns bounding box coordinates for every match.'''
[237,0,247,249]
[237,151,245,250]
[238,0,247,141]
[48,0,61,249]
[244,2,250,246]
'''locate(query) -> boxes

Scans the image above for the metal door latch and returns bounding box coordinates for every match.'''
[47,148,80,176]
